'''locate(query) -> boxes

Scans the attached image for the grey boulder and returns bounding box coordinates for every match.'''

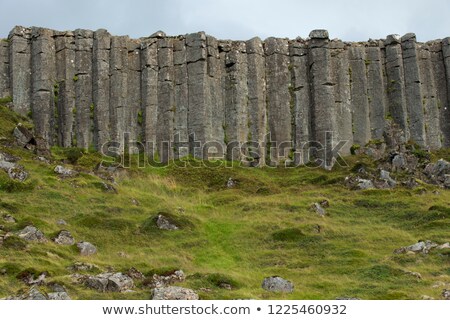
[17,226,47,242]
[53,230,75,245]
[85,273,134,292]
[77,241,97,256]
[262,276,294,293]
[156,214,178,230]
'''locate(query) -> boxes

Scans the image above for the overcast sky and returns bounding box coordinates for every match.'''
[1,0,449,42]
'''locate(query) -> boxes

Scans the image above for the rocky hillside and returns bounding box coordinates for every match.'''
[0,104,449,300]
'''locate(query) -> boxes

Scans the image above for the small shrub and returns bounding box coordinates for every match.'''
[2,236,27,250]
[272,228,305,242]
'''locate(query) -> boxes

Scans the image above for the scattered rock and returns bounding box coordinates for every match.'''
[226,177,236,188]
[394,240,438,254]
[380,170,396,188]
[3,214,16,223]
[146,270,185,288]
[53,230,75,245]
[7,166,28,181]
[442,289,450,300]
[421,295,434,300]
[261,276,294,293]
[5,285,71,300]
[77,241,97,256]
[404,270,422,279]
[151,286,199,300]
[391,154,406,171]
[68,262,99,272]
[437,243,450,249]
[0,159,15,171]
[0,152,20,163]
[319,199,330,208]
[17,226,47,242]
[85,273,134,292]
[54,165,78,177]
[131,198,140,206]
[127,267,144,280]
[100,182,117,193]
[13,124,35,149]
[48,291,71,300]
[156,214,179,231]
[150,30,166,38]
[311,203,326,217]
[18,270,48,285]
[357,178,374,190]
[424,159,450,188]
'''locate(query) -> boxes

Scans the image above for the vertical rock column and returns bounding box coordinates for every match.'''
[348,45,371,146]
[127,39,141,144]
[401,33,425,146]
[54,31,76,147]
[156,37,174,162]
[74,29,93,149]
[8,26,31,115]
[441,38,450,147]
[173,37,189,159]
[206,36,225,148]
[31,27,56,146]
[141,38,158,150]
[92,29,111,149]
[384,34,409,140]
[224,41,248,161]
[366,43,386,139]
[289,39,312,164]
[265,37,291,164]
[247,37,267,165]
[308,30,336,167]
[186,32,209,158]
[109,36,128,145]
[418,43,441,149]
[0,39,10,98]
[331,40,352,154]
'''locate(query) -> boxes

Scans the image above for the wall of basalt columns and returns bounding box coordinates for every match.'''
[1,26,449,165]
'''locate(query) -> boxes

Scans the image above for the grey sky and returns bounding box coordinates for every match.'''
[1,0,449,42]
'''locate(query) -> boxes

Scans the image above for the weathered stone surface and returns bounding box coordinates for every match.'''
[312,202,326,216]
[309,30,329,39]
[394,240,438,254]
[357,178,374,190]
[77,241,97,256]
[380,169,396,188]
[53,230,75,245]
[366,47,386,139]
[13,124,35,147]
[18,226,47,242]
[127,38,141,145]
[0,40,10,98]
[151,286,199,300]
[442,38,450,147]
[262,276,294,293]
[146,270,185,288]
[7,166,28,181]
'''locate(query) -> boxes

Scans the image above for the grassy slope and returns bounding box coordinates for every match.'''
[0,105,449,300]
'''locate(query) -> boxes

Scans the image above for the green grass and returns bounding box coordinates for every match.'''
[0,105,449,300]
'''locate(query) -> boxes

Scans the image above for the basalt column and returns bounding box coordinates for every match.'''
[289,39,312,164]
[224,41,248,161]
[54,31,76,147]
[348,45,370,146]
[140,38,158,151]
[442,38,450,147]
[366,43,386,139]
[265,37,291,165]
[384,35,409,140]
[92,29,111,149]
[206,36,225,156]
[173,37,189,159]
[401,33,425,147]
[156,38,174,162]
[247,37,267,166]
[31,27,56,146]
[74,29,93,149]
[109,36,128,145]
[0,39,9,98]
[331,40,352,154]
[127,39,141,144]
[8,26,31,115]
[308,30,336,168]
[418,43,441,149]
[186,32,210,158]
